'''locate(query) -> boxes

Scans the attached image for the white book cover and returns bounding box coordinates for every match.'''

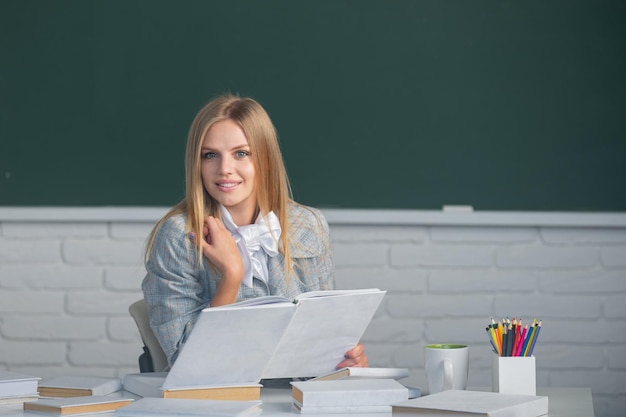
[123,372,168,398]
[291,378,409,407]
[0,394,39,405]
[311,367,409,381]
[0,371,40,398]
[163,288,385,389]
[294,402,392,414]
[391,390,549,417]
[116,397,262,417]
[38,375,122,396]
[23,395,133,414]
[123,372,261,399]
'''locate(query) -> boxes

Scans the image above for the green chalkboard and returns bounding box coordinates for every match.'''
[1,0,625,210]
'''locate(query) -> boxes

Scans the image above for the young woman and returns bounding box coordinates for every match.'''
[142,94,367,370]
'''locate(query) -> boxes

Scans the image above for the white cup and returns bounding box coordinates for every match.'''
[425,344,469,394]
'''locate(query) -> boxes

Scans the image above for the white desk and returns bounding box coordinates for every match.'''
[0,387,594,417]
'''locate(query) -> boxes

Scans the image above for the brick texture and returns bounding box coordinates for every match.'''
[1,215,625,417]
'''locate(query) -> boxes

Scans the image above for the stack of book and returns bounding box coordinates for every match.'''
[123,372,262,401]
[291,378,409,414]
[0,371,40,405]
[19,375,129,415]
[116,397,262,417]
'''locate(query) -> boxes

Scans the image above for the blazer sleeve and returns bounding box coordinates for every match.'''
[287,204,335,292]
[141,216,210,366]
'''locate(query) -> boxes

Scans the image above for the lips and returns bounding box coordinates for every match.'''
[216,181,241,191]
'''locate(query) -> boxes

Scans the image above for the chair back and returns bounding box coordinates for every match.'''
[129,299,168,372]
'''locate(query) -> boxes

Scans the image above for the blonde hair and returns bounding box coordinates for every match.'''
[145,94,294,273]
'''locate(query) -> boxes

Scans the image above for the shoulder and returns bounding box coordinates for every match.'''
[155,213,188,239]
[287,203,328,230]
[149,213,190,258]
[286,202,330,257]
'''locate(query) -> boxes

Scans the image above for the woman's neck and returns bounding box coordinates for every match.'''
[225,205,259,226]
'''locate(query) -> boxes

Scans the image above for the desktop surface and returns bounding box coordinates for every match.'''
[0,386,593,417]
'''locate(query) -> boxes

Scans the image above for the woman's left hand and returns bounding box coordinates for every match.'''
[336,343,368,369]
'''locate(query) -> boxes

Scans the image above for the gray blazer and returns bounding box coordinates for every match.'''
[142,203,334,366]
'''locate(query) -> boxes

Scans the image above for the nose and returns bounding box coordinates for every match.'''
[218,155,234,175]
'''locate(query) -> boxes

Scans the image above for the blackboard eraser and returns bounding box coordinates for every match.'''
[442,205,474,212]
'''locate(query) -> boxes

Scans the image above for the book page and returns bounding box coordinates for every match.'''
[311,367,409,381]
[162,303,295,389]
[294,288,382,300]
[212,295,292,308]
[262,289,386,379]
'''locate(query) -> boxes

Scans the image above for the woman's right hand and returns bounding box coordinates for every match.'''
[190,216,244,306]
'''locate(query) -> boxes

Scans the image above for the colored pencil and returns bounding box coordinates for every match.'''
[486,318,542,357]
[528,320,542,356]
[522,320,538,357]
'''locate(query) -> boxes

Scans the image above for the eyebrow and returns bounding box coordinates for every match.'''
[201,144,250,152]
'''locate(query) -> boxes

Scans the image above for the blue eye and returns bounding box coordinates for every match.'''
[236,150,250,158]
[203,152,217,159]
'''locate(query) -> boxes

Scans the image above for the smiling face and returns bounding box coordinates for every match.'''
[200,119,257,225]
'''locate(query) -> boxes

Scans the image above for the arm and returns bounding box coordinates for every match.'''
[141,216,209,366]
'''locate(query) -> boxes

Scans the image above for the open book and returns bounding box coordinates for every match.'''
[162,288,385,390]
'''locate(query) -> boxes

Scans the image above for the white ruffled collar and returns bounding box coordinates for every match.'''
[219,205,282,288]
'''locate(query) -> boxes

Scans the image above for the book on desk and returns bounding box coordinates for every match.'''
[0,371,40,405]
[123,373,261,401]
[161,288,386,392]
[291,378,409,414]
[0,371,40,396]
[37,375,122,397]
[23,395,133,415]
[310,367,409,382]
[392,389,549,417]
[122,289,385,401]
[116,397,262,417]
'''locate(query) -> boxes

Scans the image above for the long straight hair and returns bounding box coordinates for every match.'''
[145,94,294,274]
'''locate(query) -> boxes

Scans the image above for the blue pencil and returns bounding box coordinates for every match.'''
[520,322,536,357]
[527,320,542,356]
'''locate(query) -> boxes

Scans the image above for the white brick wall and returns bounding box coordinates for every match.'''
[1,209,625,417]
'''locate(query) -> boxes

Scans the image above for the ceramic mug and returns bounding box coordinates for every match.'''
[425,344,469,394]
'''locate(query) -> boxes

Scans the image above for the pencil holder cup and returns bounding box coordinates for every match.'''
[492,354,536,396]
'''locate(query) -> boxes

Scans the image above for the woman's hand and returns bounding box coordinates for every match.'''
[336,343,369,369]
[199,216,243,275]
[190,216,244,306]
